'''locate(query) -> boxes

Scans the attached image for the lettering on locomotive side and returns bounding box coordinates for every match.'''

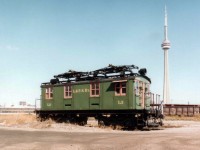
[73,89,90,94]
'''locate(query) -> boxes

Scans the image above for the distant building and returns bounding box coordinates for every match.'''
[19,101,26,106]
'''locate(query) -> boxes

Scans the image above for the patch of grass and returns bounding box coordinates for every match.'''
[0,113,36,125]
[0,113,56,129]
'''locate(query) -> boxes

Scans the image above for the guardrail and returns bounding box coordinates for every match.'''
[0,108,35,113]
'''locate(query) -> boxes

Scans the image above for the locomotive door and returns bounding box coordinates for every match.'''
[139,81,145,108]
[135,80,145,108]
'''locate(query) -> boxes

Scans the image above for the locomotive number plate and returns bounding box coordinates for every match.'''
[118,100,124,105]
[47,103,52,107]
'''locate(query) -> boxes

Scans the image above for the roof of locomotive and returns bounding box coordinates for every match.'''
[41,64,151,86]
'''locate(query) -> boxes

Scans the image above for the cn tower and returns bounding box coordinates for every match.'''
[161,6,171,104]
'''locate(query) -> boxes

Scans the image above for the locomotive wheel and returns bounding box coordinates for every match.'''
[98,120,106,128]
[76,117,88,126]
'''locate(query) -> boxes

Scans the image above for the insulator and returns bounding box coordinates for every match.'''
[138,68,147,76]
[50,78,59,85]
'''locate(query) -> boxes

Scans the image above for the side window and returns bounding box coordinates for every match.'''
[90,82,100,97]
[115,83,120,95]
[134,80,139,96]
[115,82,126,96]
[64,85,72,98]
[139,81,143,97]
[139,81,143,90]
[45,87,53,99]
[121,82,126,95]
[145,83,150,97]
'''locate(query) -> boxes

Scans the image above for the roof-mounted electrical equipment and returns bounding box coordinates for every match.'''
[42,64,151,85]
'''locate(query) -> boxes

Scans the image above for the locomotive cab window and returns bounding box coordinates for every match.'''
[115,82,126,96]
[90,82,100,97]
[64,85,72,99]
[145,83,150,97]
[134,80,139,96]
[45,87,53,99]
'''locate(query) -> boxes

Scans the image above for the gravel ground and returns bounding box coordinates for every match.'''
[0,114,200,150]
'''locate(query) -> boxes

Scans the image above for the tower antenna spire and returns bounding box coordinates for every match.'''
[164,5,168,40]
[161,5,171,104]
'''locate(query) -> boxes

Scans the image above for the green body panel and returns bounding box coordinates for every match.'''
[64,99,73,110]
[90,97,100,109]
[73,84,90,110]
[41,77,151,111]
[53,86,64,110]
[128,80,134,109]
[101,82,114,109]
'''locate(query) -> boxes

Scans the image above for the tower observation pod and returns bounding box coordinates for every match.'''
[161,6,171,104]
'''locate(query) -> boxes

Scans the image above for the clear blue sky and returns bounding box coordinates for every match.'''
[0,0,200,106]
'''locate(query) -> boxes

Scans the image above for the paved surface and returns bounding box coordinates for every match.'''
[0,122,200,150]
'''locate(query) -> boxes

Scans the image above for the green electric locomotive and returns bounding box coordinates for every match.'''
[36,64,163,129]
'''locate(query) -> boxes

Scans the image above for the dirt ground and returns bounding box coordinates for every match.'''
[0,114,200,150]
